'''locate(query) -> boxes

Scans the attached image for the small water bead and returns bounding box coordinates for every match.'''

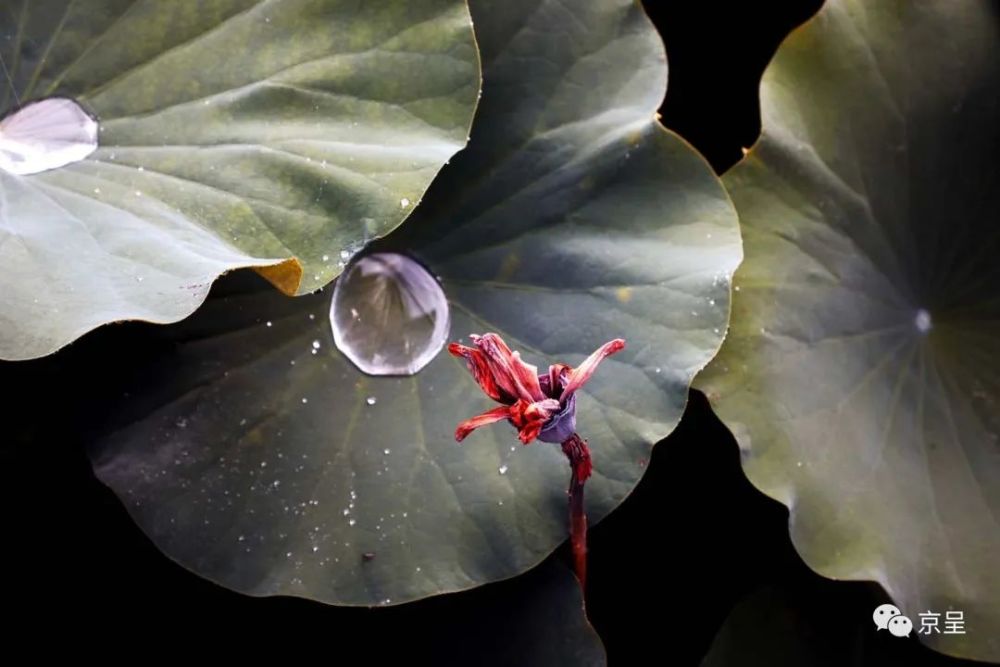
[498,465,509,475]
[400,197,411,208]
[383,448,391,455]
[312,340,321,350]
[331,253,450,375]
[915,308,932,333]
[366,396,377,406]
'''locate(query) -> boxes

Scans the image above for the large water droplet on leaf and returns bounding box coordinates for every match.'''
[330,253,449,375]
[0,98,98,175]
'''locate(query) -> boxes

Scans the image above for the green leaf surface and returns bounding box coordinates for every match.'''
[89,0,741,605]
[0,0,479,360]
[697,0,1000,660]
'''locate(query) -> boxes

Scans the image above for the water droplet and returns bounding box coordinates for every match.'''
[0,98,99,175]
[266,321,272,327]
[498,465,508,475]
[400,197,411,208]
[312,340,321,350]
[331,253,450,375]
[301,397,308,404]
[348,518,356,526]
[366,396,377,406]
[915,308,932,333]
[322,254,330,262]
[383,448,391,455]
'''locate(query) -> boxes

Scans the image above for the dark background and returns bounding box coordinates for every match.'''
[0,1,988,665]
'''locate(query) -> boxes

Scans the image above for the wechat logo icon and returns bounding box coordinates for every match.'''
[873,604,913,637]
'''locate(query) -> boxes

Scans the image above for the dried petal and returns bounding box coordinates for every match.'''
[448,342,511,403]
[559,339,626,401]
[509,398,561,444]
[454,405,513,442]
[472,334,546,402]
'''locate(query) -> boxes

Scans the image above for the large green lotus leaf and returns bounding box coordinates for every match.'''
[89,0,741,605]
[0,0,479,360]
[697,0,1000,661]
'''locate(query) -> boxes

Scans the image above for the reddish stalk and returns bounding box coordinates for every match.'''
[561,432,592,589]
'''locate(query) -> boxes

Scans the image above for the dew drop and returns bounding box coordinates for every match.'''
[312,340,321,350]
[383,448,391,455]
[331,253,450,375]
[348,518,356,526]
[366,396,377,406]
[400,197,411,208]
[915,308,932,333]
[0,98,99,175]
[498,464,508,475]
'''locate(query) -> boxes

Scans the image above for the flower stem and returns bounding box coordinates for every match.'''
[561,432,592,589]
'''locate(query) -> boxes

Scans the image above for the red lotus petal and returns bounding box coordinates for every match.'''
[508,397,560,444]
[559,339,626,401]
[543,363,570,398]
[448,342,509,403]
[454,405,514,442]
[473,334,546,402]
